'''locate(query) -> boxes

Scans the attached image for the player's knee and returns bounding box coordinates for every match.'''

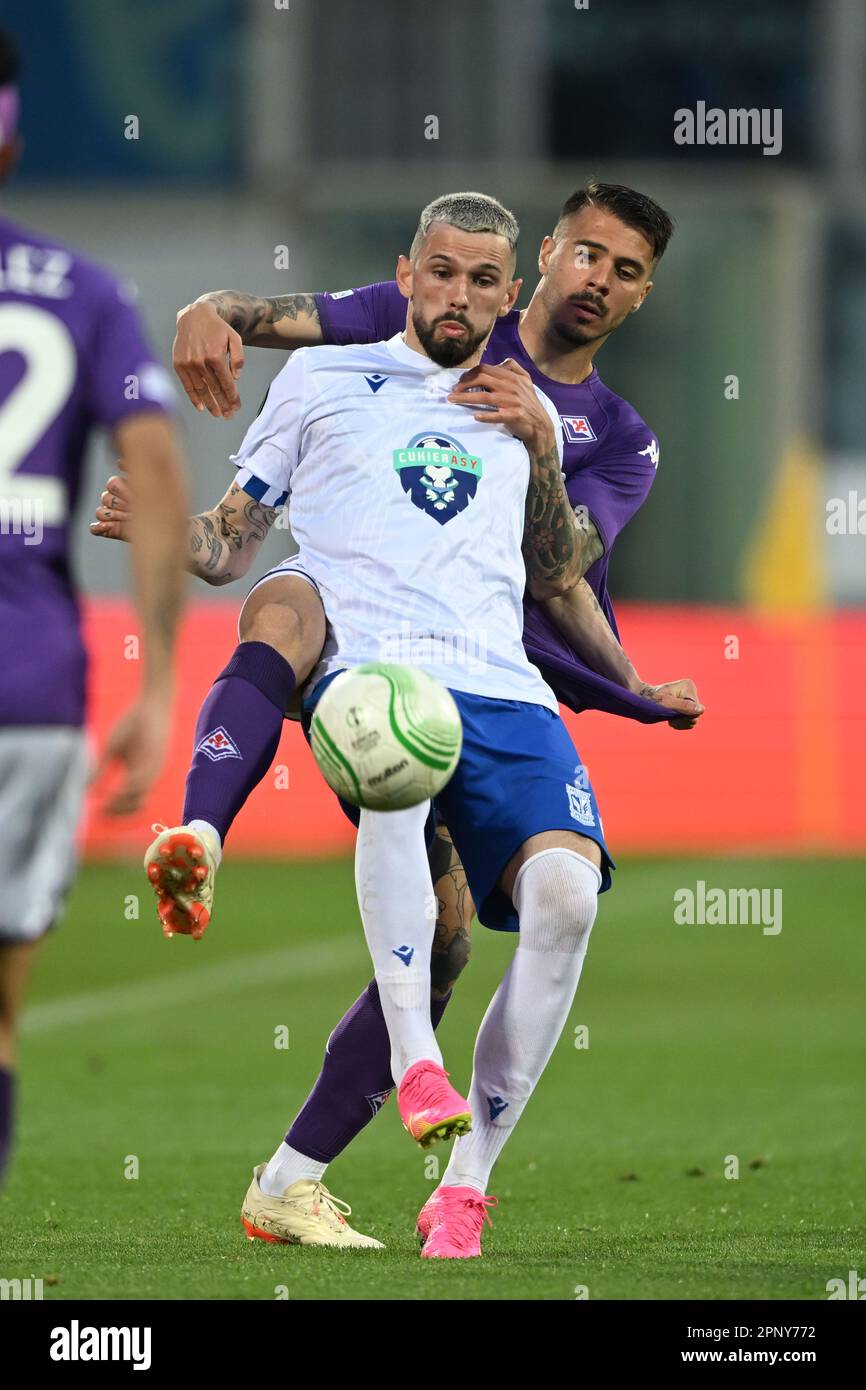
[430,928,471,994]
[513,848,601,954]
[240,604,323,687]
[240,599,302,652]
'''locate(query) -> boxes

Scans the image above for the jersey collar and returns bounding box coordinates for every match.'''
[384,333,469,383]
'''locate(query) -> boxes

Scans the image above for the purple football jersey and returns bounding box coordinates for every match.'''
[0,215,174,727]
[316,282,669,722]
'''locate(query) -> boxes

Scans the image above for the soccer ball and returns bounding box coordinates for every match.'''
[310,663,462,811]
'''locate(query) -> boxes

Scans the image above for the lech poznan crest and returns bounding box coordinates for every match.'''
[392,433,483,524]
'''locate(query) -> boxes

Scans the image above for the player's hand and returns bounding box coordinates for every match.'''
[89,468,132,542]
[639,678,705,730]
[90,687,172,816]
[173,301,244,419]
[448,359,556,456]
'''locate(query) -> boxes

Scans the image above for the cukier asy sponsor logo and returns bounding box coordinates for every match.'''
[393,433,483,525]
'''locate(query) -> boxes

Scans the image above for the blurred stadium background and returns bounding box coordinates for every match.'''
[6,0,865,856]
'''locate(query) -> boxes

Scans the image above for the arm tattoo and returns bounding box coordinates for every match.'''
[204,290,321,345]
[576,520,605,576]
[187,492,277,584]
[576,576,603,616]
[523,442,583,592]
[188,513,227,579]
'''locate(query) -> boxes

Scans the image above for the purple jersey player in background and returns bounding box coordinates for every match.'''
[89,184,705,1246]
[0,29,189,1185]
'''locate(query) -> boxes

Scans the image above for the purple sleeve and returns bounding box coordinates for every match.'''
[314,281,407,345]
[568,430,659,553]
[84,275,175,428]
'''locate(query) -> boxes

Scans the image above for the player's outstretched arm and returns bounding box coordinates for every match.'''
[543,581,705,730]
[91,471,278,587]
[91,414,189,815]
[173,291,323,418]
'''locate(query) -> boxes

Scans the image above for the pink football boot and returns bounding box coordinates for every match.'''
[417,1185,499,1258]
[396,1060,471,1149]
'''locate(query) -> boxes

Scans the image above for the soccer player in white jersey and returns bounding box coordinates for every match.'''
[131,194,620,1256]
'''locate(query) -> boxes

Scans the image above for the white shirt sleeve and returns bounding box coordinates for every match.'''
[230,350,308,507]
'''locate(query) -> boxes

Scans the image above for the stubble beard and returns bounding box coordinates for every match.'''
[411,307,489,367]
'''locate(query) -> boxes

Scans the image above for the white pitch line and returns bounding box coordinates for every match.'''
[22,936,364,1035]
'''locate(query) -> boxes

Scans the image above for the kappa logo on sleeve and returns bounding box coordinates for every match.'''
[560,414,597,443]
[639,439,660,468]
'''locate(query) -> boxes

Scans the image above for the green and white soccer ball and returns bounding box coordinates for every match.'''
[310,663,463,810]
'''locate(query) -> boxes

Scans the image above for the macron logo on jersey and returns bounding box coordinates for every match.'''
[560,414,597,443]
[365,373,389,394]
[196,727,242,762]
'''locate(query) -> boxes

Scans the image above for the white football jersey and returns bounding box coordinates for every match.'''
[232,333,562,710]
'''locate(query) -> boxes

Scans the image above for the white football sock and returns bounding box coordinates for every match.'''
[355,801,440,1085]
[260,1141,327,1195]
[186,819,223,866]
[441,849,600,1194]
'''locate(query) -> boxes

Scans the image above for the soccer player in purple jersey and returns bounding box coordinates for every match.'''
[94,190,703,1251]
[0,31,189,1185]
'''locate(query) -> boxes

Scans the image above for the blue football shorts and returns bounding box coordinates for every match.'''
[303,675,614,932]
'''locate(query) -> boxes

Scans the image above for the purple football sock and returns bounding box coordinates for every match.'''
[285,981,453,1164]
[183,642,296,843]
[0,1066,14,1184]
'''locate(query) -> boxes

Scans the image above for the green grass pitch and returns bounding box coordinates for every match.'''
[3,856,863,1301]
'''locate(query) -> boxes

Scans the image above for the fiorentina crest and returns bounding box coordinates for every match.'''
[392,433,483,525]
[196,726,242,762]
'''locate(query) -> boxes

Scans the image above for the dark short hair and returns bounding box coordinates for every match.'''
[555,182,674,264]
[0,29,20,87]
